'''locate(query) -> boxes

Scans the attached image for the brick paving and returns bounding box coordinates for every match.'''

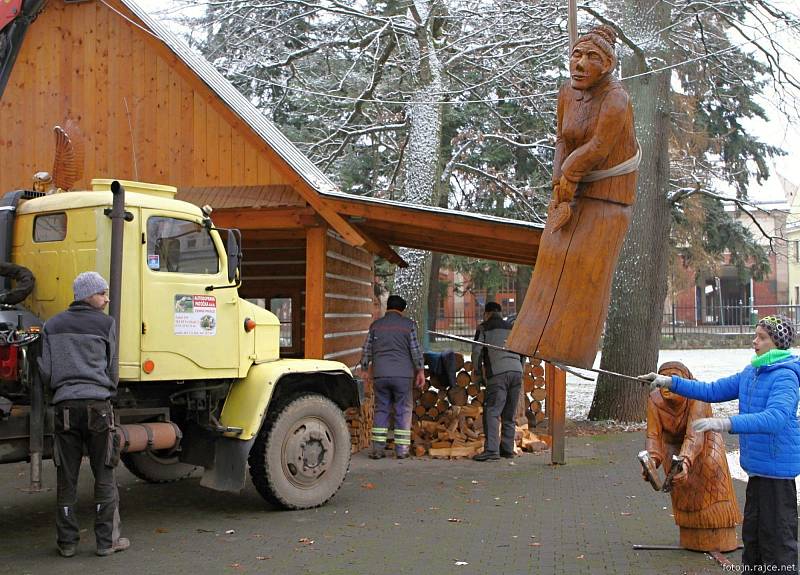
[0,430,750,575]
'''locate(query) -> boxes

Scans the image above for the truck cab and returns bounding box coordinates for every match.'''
[0,179,360,509]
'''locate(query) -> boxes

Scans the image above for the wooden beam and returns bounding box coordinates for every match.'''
[305,226,327,359]
[211,207,319,230]
[327,197,542,246]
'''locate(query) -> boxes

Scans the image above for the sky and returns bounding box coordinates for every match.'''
[134,0,800,203]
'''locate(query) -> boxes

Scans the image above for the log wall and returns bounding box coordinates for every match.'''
[322,231,373,369]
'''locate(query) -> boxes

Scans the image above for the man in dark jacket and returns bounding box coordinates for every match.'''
[360,295,425,459]
[38,272,130,558]
[472,302,523,461]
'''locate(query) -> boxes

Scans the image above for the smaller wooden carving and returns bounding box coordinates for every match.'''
[644,361,742,552]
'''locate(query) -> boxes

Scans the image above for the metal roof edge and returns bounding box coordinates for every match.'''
[119,0,339,195]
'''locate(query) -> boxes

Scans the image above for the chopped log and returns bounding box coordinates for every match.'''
[456,371,471,388]
[463,360,473,373]
[471,371,481,383]
[427,407,440,419]
[437,388,448,400]
[448,385,468,407]
[531,364,545,378]
[414,405,427,417]
[532,388,546,401]
[431,440,453,449]
[534,411,545,424]
[458,404,481,418]
[530,399,542,413]
[413,445,427,457]
[467,383,479,397]
[420,390,438,409]
[454,353,465,371]
[435,399,449,413]
[533,376,545,388]
[473,390,485,405]
[523,373,535,394]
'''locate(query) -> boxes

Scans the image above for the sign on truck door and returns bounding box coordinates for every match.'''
[140,211,239,379]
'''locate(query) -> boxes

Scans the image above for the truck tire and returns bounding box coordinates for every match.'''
[121,451,197,483]
[248,393,351,509]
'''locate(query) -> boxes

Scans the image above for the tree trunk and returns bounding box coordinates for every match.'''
[393,0,444,333]
[588,0,672,422]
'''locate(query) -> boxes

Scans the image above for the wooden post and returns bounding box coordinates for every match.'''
[568,0,578,50]
[546,362,566,464]
[304,226,327,358]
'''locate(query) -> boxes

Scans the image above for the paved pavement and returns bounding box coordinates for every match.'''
[0,430,752,575]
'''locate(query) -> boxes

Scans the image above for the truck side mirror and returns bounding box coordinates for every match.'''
[226,229,242,283]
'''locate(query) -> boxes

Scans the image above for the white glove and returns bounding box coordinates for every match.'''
[691,417,731,433]
[638,372,672,392]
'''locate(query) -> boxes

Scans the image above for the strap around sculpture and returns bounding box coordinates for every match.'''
[580,140,641,183]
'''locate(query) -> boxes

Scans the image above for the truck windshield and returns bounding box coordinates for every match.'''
[146,216,220,274]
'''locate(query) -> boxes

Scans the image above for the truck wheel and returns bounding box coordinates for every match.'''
[248,394,351,509]
[121,451,197,483]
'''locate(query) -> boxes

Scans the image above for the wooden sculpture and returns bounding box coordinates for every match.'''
[645,361,742,552]
[506,24,639,368]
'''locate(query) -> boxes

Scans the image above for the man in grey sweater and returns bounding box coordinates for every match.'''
[38,272,130,558]
[472,302,523,461]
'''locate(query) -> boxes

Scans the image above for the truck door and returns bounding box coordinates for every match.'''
[140,212,239,379]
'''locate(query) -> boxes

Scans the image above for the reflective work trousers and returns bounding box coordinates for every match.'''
[54,399,120,550]
[371,377,413,447]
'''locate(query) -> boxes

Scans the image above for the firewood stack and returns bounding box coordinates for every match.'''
[345,376,374,453]
[408,353,550,458]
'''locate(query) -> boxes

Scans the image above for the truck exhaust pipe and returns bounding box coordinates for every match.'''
[108,181,126,371]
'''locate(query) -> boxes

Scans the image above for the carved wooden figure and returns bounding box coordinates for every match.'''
[645,361,742,552]
[506,25,639,368]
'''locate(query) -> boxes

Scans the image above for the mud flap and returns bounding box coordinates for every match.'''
[200,436,255,493]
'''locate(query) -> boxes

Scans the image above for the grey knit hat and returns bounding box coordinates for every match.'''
[757,315,795,350]
[73,272,109,301]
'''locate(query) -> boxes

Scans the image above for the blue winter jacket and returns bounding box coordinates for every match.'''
[670,356,800,479]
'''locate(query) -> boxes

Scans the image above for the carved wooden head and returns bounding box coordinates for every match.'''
[570,25,617,90]
[657,361,694,402]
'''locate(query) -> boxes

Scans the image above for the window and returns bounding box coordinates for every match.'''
[270,297,292,347]
[146,216,219,274]
[33,213,67,242]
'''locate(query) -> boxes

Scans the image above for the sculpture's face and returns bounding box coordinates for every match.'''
[753,325,776,356]
[569,41,613,90]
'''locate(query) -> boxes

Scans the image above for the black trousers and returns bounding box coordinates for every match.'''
[482,371,522,454]
[742,475,798,572]
[53,399,120,550]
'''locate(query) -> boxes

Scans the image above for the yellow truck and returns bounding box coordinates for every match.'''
[0,179,361,509]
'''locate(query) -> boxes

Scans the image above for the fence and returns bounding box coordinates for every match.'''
[663,304,800,337]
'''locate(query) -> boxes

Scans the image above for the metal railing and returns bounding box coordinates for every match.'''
[663,304,800,337]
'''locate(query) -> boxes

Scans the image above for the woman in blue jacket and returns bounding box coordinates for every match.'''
[641,315,800,572]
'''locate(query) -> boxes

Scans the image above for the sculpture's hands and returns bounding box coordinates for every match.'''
[671,458,690,485]
[549,179,574,233]
[557,175,578,204]
[691,417,732,433]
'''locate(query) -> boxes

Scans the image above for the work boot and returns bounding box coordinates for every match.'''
[96,537,130,557]
[395,446,410,459]
[57,544,77,558]
[368,442,386,459]
[499,449,516,459]
[473,451,500,462]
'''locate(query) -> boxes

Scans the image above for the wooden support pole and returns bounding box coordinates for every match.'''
[546,362,566,464]
[568,0,578,50]
[304,226,327,358]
